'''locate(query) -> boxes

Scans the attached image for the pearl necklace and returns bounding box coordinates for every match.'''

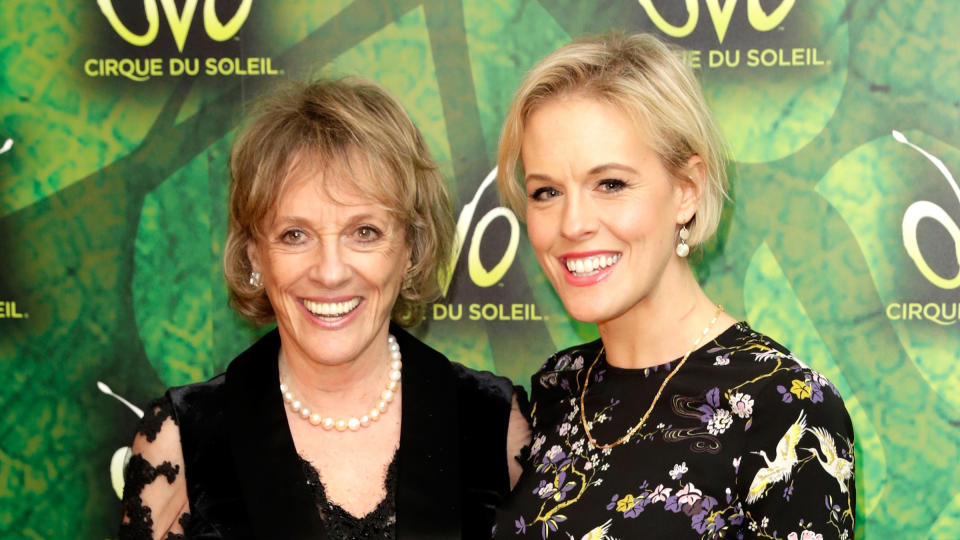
[279,334,402,432]
[580,305,724,450]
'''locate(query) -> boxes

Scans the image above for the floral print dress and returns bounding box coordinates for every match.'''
[493,323,854,540]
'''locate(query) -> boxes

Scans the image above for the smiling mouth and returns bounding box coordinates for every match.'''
[302,297,362,320]
[562,253,621,277]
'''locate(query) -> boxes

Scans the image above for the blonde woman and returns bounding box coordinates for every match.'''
[493,34,854,539]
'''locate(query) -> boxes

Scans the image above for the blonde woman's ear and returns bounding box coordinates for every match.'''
[676,156,705,224]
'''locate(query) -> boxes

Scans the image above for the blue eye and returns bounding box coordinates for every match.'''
[530,187,561,201]
[598,179,627,192]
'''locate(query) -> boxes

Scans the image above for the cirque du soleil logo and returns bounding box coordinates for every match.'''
[97,0,251,52]
[638,0,796,44]
[432,168,544,323]
[637,1,827,70]
[886,131,960,325]
[88,0,280,81]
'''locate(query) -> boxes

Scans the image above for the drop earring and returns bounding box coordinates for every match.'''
[676,225,690,258]
[249,271,263,287]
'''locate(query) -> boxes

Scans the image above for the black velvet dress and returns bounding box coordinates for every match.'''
[120,324,519,539]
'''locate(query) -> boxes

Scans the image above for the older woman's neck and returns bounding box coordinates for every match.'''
[278,332,393,398]
[598,263,720,370]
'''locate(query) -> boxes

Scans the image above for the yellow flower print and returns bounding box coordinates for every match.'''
[790,379,812,400]
[616,494,637,513]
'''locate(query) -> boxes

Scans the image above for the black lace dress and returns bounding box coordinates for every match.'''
[493,323,855,540]
[120,400,400,539]
[299,452,399,538]
[119,325,520,540]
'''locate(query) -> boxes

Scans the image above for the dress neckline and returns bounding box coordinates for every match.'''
[298,447,400,522]
[597,321,746,375]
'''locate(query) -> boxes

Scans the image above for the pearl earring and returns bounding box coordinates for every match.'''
[676,225,690,258]
[249,271,263,287]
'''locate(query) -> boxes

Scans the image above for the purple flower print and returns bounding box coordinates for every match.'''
[698,388,722,423]
[776,384,794,403]
[614,493,648,518]
[624,496,647,518]
[807,376,825,403]
[692,509,725,534]
[539,445,566,469]
[541,515,566,538]
[706,387,721,408]
[534,479,557,499]
[553,471,576,502]
[514,516,527,534]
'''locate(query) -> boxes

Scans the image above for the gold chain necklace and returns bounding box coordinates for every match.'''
[580,305,724,450]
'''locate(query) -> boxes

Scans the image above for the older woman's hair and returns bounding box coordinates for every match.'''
[224,78,454,326]
[498,33,728,247]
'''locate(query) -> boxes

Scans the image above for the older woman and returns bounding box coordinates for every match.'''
[493,34,854,539]
[119,78,529,539]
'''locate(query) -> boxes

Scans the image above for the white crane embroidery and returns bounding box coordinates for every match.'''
[802,426,854,493]
[746,410,807,504]
[567,519,617,540]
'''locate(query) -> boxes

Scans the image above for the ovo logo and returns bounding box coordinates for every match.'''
[638,0,795,43]
[96,0,252,53]
[893,130,960,289]
[440,168,520,295]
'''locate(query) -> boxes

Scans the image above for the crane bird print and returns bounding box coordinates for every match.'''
[746,410,807,504]
[803,426,854,494]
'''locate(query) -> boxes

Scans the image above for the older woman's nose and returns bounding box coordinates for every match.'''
[559,192,598,241]
[308,242,351,286]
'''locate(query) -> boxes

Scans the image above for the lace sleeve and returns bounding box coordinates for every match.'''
[506,391,533,490]
[119,397,191,540]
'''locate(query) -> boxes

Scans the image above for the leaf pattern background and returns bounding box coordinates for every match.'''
[1,1,958,538]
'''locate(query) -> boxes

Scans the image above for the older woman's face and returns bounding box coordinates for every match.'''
[247,166,410,368]
[521,96,697,324]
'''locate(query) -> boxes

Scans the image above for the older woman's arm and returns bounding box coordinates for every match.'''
[119,398,190,540]
[506,393,533,489]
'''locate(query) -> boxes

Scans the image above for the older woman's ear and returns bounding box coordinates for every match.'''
[246,241,262,275]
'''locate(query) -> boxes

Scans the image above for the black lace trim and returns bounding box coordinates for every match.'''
[300,450,398,539]
[119,454,182,540]
[136,397,178,442]
[162,512,191,540]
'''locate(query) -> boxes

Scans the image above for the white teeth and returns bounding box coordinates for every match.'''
[303,298,361,318]
[564,254,621,276]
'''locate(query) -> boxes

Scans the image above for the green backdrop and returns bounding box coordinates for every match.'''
[1,1,959,538]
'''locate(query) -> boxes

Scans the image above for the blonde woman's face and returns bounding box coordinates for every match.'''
[247,168,410,368]
[521,96,694,324]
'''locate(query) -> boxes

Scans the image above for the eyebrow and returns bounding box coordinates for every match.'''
[588,162,639,175]
[524,162,639,184]
[272,212,390,230]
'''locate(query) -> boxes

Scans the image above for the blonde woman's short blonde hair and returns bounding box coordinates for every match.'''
[224,78,454,326]
[498,33,728,247]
